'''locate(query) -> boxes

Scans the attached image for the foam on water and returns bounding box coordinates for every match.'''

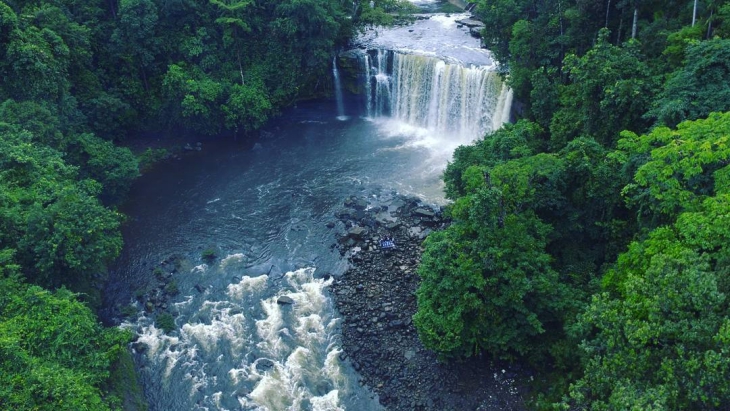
[357,13,493,67]
[130,266,353,410]
[130,321,183,378]
[180,301,248,355]
[220,253,246,269]
[311,390,345,411]
[226,274,268,299]
[256,297,287,357]
[191,264,208,274]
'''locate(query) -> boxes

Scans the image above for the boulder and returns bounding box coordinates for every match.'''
[345,197,369,210]
[132,342,148,354]
[277,295,295,305]
[255,359,275,372]
[455,18,485,28]
[347,225,368,239]
[412,208,435,218]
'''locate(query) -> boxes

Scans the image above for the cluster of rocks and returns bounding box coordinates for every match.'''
[456,17,486,40]
[330,195,526,410]
[133,255,185,316]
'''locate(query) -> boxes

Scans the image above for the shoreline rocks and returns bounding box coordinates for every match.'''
[330,194,527,410]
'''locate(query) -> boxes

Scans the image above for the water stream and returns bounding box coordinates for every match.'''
[107,3,511,410]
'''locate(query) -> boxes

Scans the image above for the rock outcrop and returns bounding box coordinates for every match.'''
[330,195,526,410]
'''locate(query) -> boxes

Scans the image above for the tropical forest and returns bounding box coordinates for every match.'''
[1,0,729,410]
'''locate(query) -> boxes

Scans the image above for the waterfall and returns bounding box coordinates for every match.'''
[332,57,347,120]
[361,49,512,141]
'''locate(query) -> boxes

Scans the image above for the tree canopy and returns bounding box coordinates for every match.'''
[415,1,730,408]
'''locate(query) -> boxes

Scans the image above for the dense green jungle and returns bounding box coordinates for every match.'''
[1,0,729,409]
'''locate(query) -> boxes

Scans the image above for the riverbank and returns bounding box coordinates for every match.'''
[329,194,527,410]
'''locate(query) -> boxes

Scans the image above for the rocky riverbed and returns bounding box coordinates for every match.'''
[330,194,527,410]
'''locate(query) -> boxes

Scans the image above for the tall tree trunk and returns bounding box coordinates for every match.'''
[605,0,612,27]
[632,8,638,38]
[558,0,564,61]
[141,66,149,91]
[617,17,623,44]
[237,50,244,85]
[693,0,698,26]
[108,0,117,18]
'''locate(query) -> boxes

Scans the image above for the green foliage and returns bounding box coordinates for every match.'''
[105,348,149,411]
[224,81,273,132]
[120,304,139,318]
[201,248,218,263]
[164,280,179,296]
[617,112,730,226]
[443,120,543,199]
[5,26,70,102]
[647,38,730,128]
[553,29,655,148]
[0,100,65,148]
[66,133,140,203]
[153,267,165,280]
[417,128,586,362]
[570,226,730,409]
[138,147,169,173]
[425,0,730,408]
[356,0,416,26]
[156,313,176,334]
[0,128,124,286]
[0,270,131,411]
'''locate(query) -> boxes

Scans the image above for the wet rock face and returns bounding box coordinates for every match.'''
[330,195,526,410]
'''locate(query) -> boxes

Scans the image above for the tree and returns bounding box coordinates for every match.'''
[65,133,140,203]
[0,262,131,411]
[647,38,730,128]
[570,224,730,409]
[209,0,253,85]
[568,112,730,409]
[111,0,161,91]
[551,28,655,148]
[161,63,226,135]
[5,26,70,102]
[415,152,574,361]
[0,129,124,286]
[617,111,730,226]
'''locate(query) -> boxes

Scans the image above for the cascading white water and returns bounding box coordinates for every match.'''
[118,11,514,411]
[362,49,512,141]
[332,57,347,121]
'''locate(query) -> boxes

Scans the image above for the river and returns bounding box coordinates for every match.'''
[105,3,511,410]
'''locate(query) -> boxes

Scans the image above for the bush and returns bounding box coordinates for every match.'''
[120,304,138,318]
[201,248,217,263]
[138,148,169,173]
[156,313,175,334]
[164,280,179,296]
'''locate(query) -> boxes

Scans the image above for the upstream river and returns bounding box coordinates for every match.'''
[105,2,511,410]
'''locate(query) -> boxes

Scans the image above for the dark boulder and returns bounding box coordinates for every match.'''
[412,207,435,218]
[277,295,295,305]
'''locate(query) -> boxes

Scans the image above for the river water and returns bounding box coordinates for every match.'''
[106,4,511,410]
